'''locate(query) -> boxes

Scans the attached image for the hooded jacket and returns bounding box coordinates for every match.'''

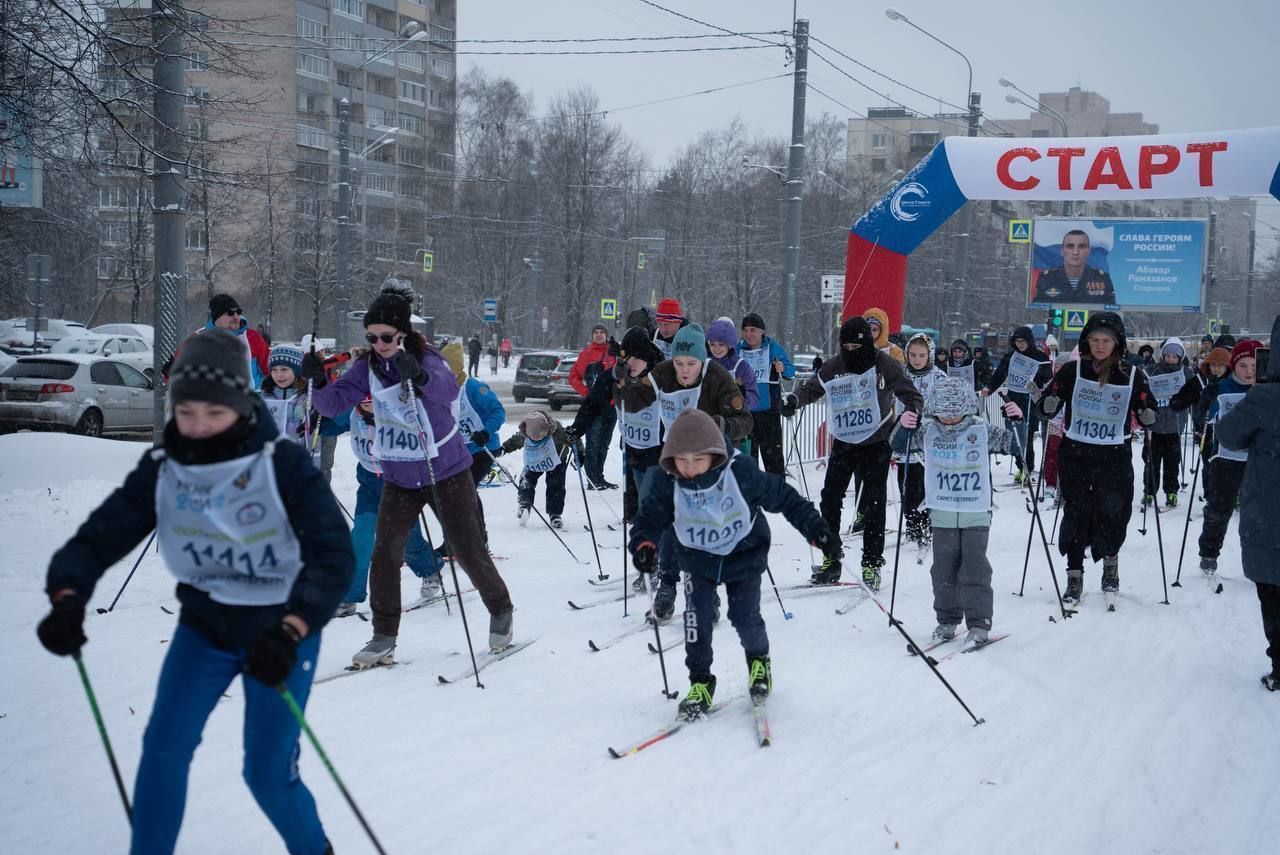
[793,348,923,446]
[984,326,1052,401]
[1215,316,1280,585]
[864,307,905,363]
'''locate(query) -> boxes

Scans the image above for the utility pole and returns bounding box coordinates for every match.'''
[780,18,808,350]
[335,98,351,344]
[948,90,981,344]
[151,0,186,432]
[1205,208,1218,330]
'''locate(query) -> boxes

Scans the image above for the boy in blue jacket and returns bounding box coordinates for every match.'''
[629,409,836,720]
[36,329,353,855]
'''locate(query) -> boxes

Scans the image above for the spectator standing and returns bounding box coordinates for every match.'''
[569,323,620,489]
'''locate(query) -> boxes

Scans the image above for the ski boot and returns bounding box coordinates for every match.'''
[632,572,649,594]
[1101,557,1119,593]
[488,608,514,653]
[1200,556,1218,574]
[965,626,990,647]
[678,675,716,721]
[648,580,676,622]
[1063,570,1084,604]
[1262,672,1280,692]
[549,515,564,530]
[517,505,531,526]
[352,634,396,669]
[1141,493,1155,508]
[333,602,359,619]
[593,478,618,490]
[847,513,865,534]
[809,554,842,585]
[1166,492,1179,508]
[1014,470,1028,487]
[420,573,442,600]
[747,655,772,704]
[931,623,958,643]
[861,562,883,593]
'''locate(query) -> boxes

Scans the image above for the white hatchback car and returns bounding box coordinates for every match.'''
[51,333,155,379]
[0,355,154,436]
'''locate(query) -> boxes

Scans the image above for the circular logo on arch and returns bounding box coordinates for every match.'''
[890,181,930,222]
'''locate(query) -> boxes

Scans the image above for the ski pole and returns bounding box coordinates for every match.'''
[334,497,356,526]
[277,688,386,855]
[784,414,818,569]
[1173,431,1207,588]
[96,530,158,615]
[868,596,984,727]
[764,563,793,621]
[573,446,607,581]
[485,449,587,565]
[1138,441,1151,536]
[1146,429,1171,605]
[887,425,917,627]
[73,652,132,822]
[418,511,452,616]
[1009,426,1072,620]
[639,571,679,699]
[622,501,629,618]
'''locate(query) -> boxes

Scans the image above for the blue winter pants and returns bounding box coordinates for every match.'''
[131,623,327,855]
[348,464,439,602]
[585,404,618,484]
[683,572,768,679]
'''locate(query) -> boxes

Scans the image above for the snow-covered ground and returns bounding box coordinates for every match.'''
[2,427,1277,854]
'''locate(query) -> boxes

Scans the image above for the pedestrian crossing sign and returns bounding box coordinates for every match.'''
[1065,309,1088,332]
[600,298,618,320]
[1008,220,1032,243]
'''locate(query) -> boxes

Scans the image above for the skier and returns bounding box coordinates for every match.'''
[258,343,310,444]
[1036,313,1155,602]
[864,307,905,363]
[303,284,514,664]
[782,317,923,590]
[495,410,580,530]
[889,376,1023,646]
[1140,338,1193,508]
[568,323,619,489]
[946,339,984,403]
[628,409,835,720]
[1191,340,1261,581]
[981,326,1053,484]
[440,341,505,552]
[899,333,948,546]
[36,329,353,855]
[706,318,759,418]
[737,311,795,475]
[1215,325,1280,691]
[653,297,687,360]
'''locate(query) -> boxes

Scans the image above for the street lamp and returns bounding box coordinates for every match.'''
[999,78,1068,136]
[885,7,978,344]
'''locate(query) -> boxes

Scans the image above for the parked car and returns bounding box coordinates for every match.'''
[512,350,573,404]
[547,356,586,410]
[1,317,88,354]
[51,333,155,379]
[91,322,154,343]
[0,355,154,436]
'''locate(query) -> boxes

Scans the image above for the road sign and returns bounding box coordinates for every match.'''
[1207,318,1222,336]
[1064,309,1088,332]
[422,251,434,273]
[482,298,497,323]
[820,274,844,305]
[600,298,617,320]
[26,254,50,281]
[1008,220,1031,243]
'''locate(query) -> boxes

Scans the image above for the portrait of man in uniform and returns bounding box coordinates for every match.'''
[1031,229,1116,305]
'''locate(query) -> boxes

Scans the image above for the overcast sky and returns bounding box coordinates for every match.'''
[459,0,1280,238]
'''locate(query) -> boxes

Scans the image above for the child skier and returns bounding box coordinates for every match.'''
[1141,338,1194,508]
[890,377,1023,646]
[259,342,319,462]
[36,329,353,855]
[706,318,759,413]
[629,409,836,720]
[899,333,948,546]
[496,410,581,529]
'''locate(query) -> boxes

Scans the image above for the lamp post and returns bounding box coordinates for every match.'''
[886,8,978,344]
[1003,88,1071,217]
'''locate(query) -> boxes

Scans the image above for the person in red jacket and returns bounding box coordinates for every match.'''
[570,323,619,489]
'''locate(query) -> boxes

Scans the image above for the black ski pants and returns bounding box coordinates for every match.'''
[623,445,662,521]
[1257,582,1280,677]
[1198,457,1246,560]
[749,408,785,475]
[1142,432,1182,496]
[683,572,767,680]
[517,461,568,516]
[820,439,892,568]
[1057,438,1134,568]
[897,459,925,517]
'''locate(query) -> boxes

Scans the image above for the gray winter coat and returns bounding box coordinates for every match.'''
[1216,346,1280,586]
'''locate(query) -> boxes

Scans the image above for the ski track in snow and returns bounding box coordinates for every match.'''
[2,429,1278,854]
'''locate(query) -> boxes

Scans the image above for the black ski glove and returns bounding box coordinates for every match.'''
[37,594,87,657]
[633,541,658,574]
[244,623,301,688]
[468,429,490,448]
[810,526,840,558]
[780,393,800,419]
[396,350,425,385]
[300,352,327,385]
[564,425,581,443]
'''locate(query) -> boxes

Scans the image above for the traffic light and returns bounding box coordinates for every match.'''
[1048,309,1064,329]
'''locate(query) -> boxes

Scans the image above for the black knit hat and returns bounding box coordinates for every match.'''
[741,312,767,332]
[169,329,256,416]
[839,317,874,348]
[620,325,661,367]
[364,282,414,332]
[1080,311,1127,354]
[209,292,241,322]
[625,307,654,334]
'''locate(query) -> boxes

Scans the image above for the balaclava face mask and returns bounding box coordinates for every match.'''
[839,318,876,373]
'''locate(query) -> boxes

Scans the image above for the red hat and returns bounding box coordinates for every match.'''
[655,297,683,323]
[1230,339,1263,370]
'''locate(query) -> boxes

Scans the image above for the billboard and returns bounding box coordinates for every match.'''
[1027,217,1207,313]
[0,109,42,209]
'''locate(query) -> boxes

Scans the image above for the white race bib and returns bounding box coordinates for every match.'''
[948,363,975,387]
[1064,357,1133,446]
[740,346,773,385]
[349,411,379,473]
[1006,352,1043,395]
[653,332,672,361]
[674,454,752,556]
[523,435,563,472]
[1146,370,1187,408]
[155,444,302,606]
[656,371,703,431]
[922,422,992,513]
[452,383,485,443]
[370,363,454,462]
[622,397,662,449]
[822,367,881,444]
[1213,393,1248,462]
[261,395,292,436]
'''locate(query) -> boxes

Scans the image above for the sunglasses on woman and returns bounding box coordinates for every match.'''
[365,332,400,344]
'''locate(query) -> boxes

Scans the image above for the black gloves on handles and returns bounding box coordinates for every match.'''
[633,541,658,574]
[468,429,490,448]
[396,350,426,386]
[299,352,327,386]
[780,393,800,419]
[37,595,87,656]
[810,526,841,558]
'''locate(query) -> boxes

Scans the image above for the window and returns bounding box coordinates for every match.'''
[430,123,453,144]
[336,67,356,88]
[368,106,395,128]
[185,220,207,250]
[296,161,328,183]
[98,185,128,208]
[399,51,424,72]
[909,131,938,152]
[97,256,120,279]
[119,364,151,389]
[185,115,208,140]
[372,240,395,260]
[366,173,396,194]
[431,58,454,80]
[297,91,326,114]
[1031,129,1050,138]
[296,195,325,216]
[430,24,453,45]
[429,151,452,171]
[870,157,887,173]
[400,176,425,197]
[186,52,209,71]
[369,143,395,164]
[297,16,327,43]
[186,86,209,102]
[871,133,887,150]
[297,53,329,79]
[90,363,125,386]
[365,38,395,65]
[101,222,130,244]
[333,31,360,52]
[371,74,395,97]
[429,88,452,110]
[399,112,425,136]
[296,123,329,149]
[334,0,363,20]
[398,80,425,103]
[398,145,425,167]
